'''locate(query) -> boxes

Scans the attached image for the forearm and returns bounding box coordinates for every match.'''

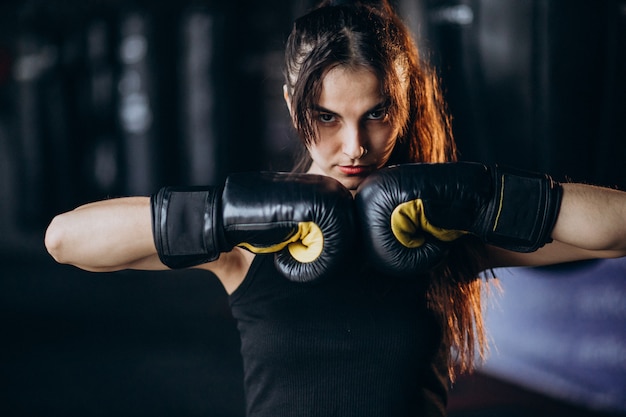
[44,197,163,272]
[551,182,626,254]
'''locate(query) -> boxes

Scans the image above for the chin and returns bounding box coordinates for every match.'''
[339,176,364,192]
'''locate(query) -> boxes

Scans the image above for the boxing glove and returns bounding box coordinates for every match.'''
[355,162,563,275]
[151,171,355,283]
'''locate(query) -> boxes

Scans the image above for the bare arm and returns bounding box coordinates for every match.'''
[45,197,162,272]
[488,182,626,267]
[44,196,251,293]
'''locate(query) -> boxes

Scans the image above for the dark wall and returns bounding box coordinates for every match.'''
[0,1,624,417]
[422,0,626,188]
[0,0,316,251]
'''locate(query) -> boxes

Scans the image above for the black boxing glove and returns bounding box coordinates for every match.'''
[355,162,563,275]
[355,170,451,276]
[151,172,355,283]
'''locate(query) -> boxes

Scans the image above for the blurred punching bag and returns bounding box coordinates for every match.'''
[117,11,159,195]
[178,7,224,186]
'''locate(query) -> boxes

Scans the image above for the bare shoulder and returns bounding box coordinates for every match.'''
[195,248,255,295]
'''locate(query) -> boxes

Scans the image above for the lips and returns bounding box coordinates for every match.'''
[338,165,372,176]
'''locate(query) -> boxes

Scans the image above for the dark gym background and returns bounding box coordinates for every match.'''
[0,0,624,416]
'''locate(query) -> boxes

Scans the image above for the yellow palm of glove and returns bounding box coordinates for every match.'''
[237,222,324,263]
[391,199,467,248]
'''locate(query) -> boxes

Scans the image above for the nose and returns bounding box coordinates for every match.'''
[342,125,367,160]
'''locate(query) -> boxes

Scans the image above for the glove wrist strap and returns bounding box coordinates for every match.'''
[485,165,563,252]
[151,186,225,269]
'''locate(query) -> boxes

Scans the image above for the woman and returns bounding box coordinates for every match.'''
[45,1,626,416]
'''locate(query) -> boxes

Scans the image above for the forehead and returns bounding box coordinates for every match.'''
[317,66,383,111]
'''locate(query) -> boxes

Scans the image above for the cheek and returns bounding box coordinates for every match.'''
[308,133,340,159]
[306,142,332,167]
[370,126,399,160]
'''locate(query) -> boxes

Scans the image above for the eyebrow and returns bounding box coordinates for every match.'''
[310,101,389,116]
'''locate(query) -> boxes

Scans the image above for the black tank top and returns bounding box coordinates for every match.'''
[229,254,448,417]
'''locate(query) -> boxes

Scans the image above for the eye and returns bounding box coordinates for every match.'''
[367,108,388,121]
[318,113,336,123]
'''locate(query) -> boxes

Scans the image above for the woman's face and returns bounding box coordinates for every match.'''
[294,66,401,193]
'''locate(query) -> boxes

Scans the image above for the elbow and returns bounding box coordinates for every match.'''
[44,215,70,264]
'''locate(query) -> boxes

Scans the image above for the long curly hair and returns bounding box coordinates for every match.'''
[283,0,493,380]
